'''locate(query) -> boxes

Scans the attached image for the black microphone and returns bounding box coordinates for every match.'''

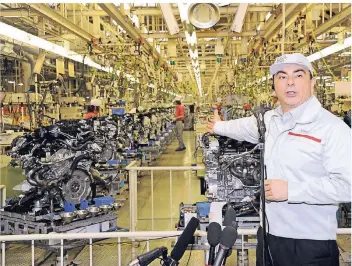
[223,206,237,229]
[163,217,200,266]
[222,249,232,266]
[212,226,238,266]
[223,206,238,265]
[252,105,270,142]
[207,222,222,266]
[129,246,168,266]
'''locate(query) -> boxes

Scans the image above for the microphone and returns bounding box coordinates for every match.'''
[223,206,237,229]
[222,206,237,265]
[222,249,232,266]
[207,222,222,266]
[163,217,200,266]
[252,105,270,142]
[212,226,238,266]
[129,246,168,266]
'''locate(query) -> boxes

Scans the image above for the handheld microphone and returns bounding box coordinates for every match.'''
[129,246,168,266]
[212,226,238,266]
[223,206,237,229]
[163,217,200,266]
[207,222,222,266]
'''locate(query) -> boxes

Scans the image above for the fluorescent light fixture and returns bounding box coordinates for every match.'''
[0,21,112,73]
[185,31,197,46]
[17,83,24,86]
[8,81,15,84]
[257,24,261,31]
[265,12,272,21]
[178,3,190,22]
[112,20,117,26]
[127,88,134,91]
[231,3,249,33]
[178,3,202,96]
[307,37,352,62]
[160,3,180,35]
[189,49,198,59]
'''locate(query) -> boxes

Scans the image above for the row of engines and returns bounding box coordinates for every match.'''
[6,107,175,220]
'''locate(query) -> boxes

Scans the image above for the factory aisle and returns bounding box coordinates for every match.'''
[72,130,211,266]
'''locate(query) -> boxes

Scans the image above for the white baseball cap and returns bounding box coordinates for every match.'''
[270,53,313,76]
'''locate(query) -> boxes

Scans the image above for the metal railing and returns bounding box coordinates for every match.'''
[0,229,350,266]
[126,161,205,232]
[0,185,6,208]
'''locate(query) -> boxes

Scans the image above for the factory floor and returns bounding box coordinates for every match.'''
[0,130,351,265]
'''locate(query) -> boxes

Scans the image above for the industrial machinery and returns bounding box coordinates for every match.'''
[1,121,123,252]
[177,128,261,265]
[179,133,260,229]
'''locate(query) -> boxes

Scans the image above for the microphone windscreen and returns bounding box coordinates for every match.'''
[170,217,200,261]
[207,222,222,246]
[223,207,237,227]
[220,226,238,248]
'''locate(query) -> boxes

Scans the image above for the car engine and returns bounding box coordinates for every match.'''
[200,133,261,216]
[7,122,105,215]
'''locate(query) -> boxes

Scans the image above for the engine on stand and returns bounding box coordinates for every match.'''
[177,131,261,265]
[135,107,175,164]
[1,120,126,250]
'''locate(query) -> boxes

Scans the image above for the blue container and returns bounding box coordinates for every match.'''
[80,199,89,210]
[93,196,115,207]
[196,202,211,218]
[64,201,77,212]
[112,108,125,115]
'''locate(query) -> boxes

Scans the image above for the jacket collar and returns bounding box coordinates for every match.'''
[274,96,321,124]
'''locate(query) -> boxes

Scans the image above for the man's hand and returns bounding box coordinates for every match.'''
[206,109,222,133]
[264,179,288,201]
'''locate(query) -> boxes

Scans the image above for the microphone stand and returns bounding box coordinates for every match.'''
[253,107,268,266]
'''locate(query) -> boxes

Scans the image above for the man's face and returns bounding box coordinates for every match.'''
[273,65,316,112]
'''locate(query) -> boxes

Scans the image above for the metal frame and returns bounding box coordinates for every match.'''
[126,162,205,232]
[0,185,6,208]
[0,229,349,266]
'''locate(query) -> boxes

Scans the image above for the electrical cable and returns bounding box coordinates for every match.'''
[185,243,194,266]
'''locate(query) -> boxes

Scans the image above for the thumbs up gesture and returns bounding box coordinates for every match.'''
[207,109,222,133]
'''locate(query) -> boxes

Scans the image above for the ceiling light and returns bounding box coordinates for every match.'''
[0,21,112,73]
[265,12,272,21]
[231,3,249,33]
[307,37,352,62]
[178,3,202,96]
[160,3,180,35]
[178,3,190,22]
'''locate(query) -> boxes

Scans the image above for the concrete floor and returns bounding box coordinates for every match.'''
[0,131,351,265]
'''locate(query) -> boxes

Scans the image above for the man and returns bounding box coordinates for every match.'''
[189,103,195,131]
[207,53,351,266]
[174,98,186,151]
[85,98,101,119]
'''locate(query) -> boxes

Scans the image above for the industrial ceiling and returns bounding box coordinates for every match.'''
[0,3,351,102]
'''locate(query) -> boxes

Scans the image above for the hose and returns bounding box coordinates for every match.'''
[70,153,91,171]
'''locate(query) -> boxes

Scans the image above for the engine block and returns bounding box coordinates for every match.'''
[200,133,261,215]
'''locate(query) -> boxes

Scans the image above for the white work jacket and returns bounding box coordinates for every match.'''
[213,96,351,240]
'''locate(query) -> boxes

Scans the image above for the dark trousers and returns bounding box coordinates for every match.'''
[256,227,339,266]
